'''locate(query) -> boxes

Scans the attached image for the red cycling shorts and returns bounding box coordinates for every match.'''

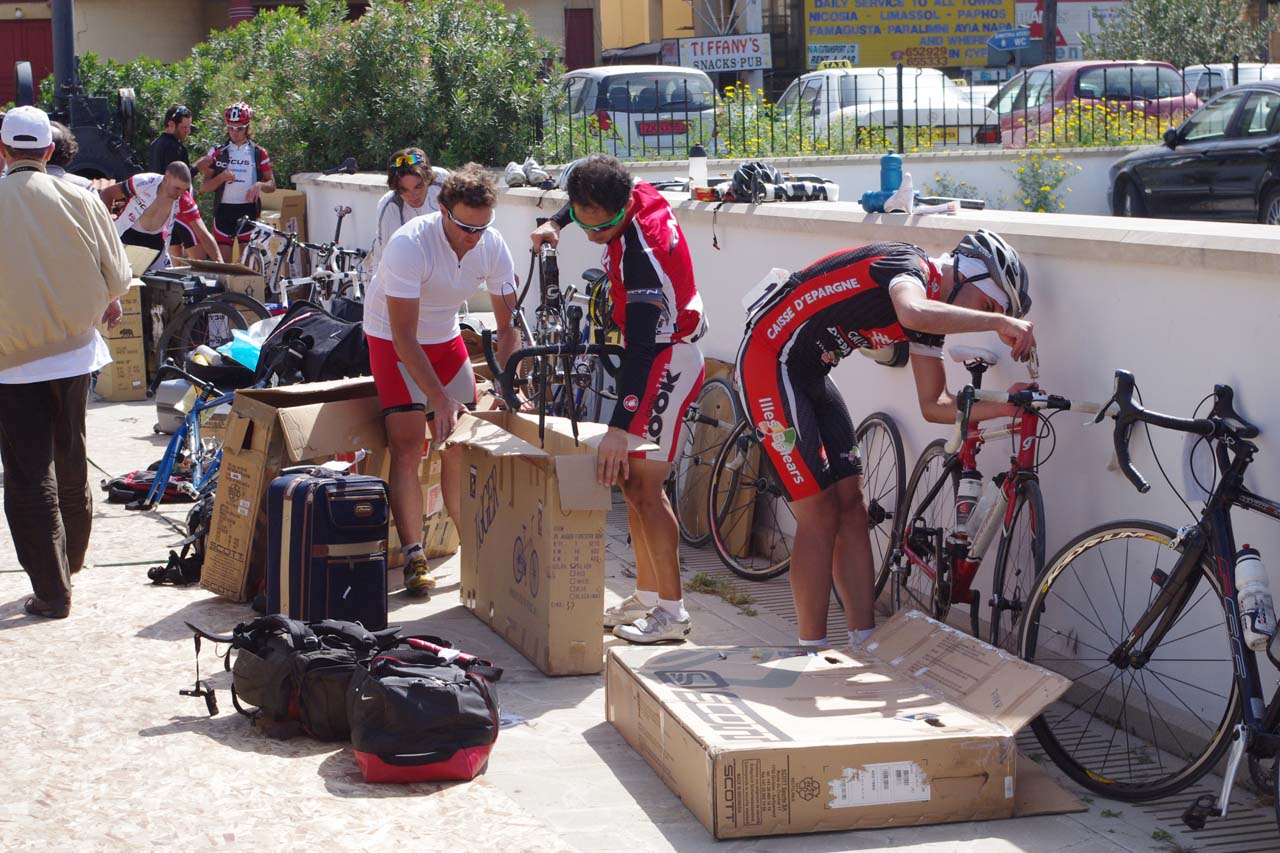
[367,334,476,413]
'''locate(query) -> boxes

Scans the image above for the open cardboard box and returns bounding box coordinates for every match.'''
[607,610,1079,839]
[173,258,269,304]
[201,377,387,602]
[448,411,654,676]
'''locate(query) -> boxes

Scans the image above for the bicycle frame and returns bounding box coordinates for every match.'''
[140,387,233,509]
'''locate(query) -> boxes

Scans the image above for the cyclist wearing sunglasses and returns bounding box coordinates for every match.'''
[368,147,451,273]
[364,164,520,598]
[734,232,1035,651]
[531,154,707,645]
[149,106,203,257]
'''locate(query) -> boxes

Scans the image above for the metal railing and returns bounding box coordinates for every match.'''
[534,61,1262,163]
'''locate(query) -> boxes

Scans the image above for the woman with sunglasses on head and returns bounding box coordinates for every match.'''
[531,154,707,645]
[368,147,450,273]
[364,164,520,598]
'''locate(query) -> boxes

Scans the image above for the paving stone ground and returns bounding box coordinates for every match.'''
[0,396,1226,851]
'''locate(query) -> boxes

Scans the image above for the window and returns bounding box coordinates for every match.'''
[1182,91,1245,142]
[600,73,715,113]
[1195,71,1225,100]
[1077,66,1190,101]
[992,73,1026,113]
[1238,90,1280,137]
[839,72,894,107]
[564,77,591,114]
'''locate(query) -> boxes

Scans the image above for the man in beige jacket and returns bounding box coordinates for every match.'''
[0,106,131,619]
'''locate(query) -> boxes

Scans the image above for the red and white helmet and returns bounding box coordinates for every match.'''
[224,102,254,127]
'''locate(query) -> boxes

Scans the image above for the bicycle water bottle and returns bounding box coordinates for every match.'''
[688,144,708,191]
[1236,545,1276,651]
[955,469,982,531]
[966,477,1008,562]
[880,151,903,192]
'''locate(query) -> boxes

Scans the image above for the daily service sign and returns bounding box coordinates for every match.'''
[806,0,1017,68]
[677,34,773,72]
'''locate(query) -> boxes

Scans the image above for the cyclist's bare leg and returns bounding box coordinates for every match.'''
[385,410,428,553]
[830,475,875,632]
[789,486,841,641]
[619,459,682,601]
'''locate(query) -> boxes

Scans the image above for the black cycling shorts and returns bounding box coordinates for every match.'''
[213,202,259,245]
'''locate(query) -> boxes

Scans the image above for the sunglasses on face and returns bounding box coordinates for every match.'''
[444,205,494,235]
[392,152,426,168]
[569,204,625,233]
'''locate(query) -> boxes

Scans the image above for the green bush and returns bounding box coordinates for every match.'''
[42,0,555,181]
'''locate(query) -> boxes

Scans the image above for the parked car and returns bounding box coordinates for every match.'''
[1108,82,1280,223]
[556,65,716,159]
[1183,63,1280,100]
[992,61,1200,147]
[775,62,1001,146]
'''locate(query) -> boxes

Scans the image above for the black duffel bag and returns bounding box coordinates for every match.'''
[348,637,502,782]
[256,299,370,384]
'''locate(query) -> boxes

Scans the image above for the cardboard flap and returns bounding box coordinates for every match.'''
[554,455,612,510]
[186,258,261,276]
[274,395,386,462]
[447,413,552,462]
[863,610,1071,731]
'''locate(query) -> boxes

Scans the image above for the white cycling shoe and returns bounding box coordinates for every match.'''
[504,161,527,187]
[613,607,691,645]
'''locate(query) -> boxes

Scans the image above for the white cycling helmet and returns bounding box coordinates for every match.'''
[952,229,1031,319]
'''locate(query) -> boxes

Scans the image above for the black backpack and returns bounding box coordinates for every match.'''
[256,299,370,385]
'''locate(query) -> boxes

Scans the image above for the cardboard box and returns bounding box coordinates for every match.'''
[367,447,460,569]
[200,378,387,602]
[260,188,307,242]
[95,337,148,401]
[606,610,1072,839]
[177,259,268,304]
[449,412,652,676]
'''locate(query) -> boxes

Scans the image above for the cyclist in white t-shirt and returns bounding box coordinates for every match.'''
[364,163,520,596]
[368,147,449,273]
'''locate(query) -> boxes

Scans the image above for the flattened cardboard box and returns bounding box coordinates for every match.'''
[201,378,387,602]
[606,610,1072,839]
[449,412,653,676]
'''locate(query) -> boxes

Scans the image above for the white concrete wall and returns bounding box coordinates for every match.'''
[294,174,1280,672]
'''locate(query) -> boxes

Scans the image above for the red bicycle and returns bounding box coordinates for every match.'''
[878,345,1101,651]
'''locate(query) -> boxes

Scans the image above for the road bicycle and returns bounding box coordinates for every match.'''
[879,345,1100,650]
[238,213,367,312]
[1020,369,1280,833]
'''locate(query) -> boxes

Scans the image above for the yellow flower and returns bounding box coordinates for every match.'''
[1017,167,1025,174]
[1040,185,1051,192]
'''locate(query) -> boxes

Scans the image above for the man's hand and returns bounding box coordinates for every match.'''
[102,300,123,329]
[997,316,1036,362]
[245,181,262,204]
[596,427,631,487]
[531,220,561,251]
[429,393,467,447]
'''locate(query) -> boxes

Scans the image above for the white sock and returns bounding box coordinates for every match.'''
[658,597,688,621]
[849,628,876,647]
[798,636,829,648]
[402,543,423,566]
[634,589,658,607]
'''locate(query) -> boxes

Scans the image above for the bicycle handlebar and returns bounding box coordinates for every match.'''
[480,330,626,409]
[946,385,1104,455]
[1101,370,1217,494]
[150,362,224,397]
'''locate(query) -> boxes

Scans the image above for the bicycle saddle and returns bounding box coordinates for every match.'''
[947,345,1000,366]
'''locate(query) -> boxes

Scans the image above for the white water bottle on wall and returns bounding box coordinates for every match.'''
[1236,545,1276,651]
[688,144,708,191]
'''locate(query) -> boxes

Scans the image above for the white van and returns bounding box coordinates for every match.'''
[1183,63,1280,100]
[558,65,717,159]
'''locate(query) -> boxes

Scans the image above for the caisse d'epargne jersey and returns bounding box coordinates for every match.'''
[742,243,946,379]
[113,173,202,240]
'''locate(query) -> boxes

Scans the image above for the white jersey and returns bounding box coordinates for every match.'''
[114,173,175,238]
[215,141,259,205]
[368,169,448,271]
[364,212,516,344]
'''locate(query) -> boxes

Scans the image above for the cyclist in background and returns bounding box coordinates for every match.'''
[368,147,449,273]
[734,232,1035,650]
[194,101,275,261]
[531,154,706,645]
[100,162,219,274]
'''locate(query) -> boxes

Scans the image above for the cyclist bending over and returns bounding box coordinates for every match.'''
[532,154,707,645]
[734,232,1035,649]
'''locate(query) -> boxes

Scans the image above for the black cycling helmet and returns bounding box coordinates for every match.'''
[952,229,1031,319]
[731,161,782,202]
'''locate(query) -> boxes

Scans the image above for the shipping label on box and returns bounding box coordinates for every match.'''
[95,338,148,401]
[606,610,1072,839]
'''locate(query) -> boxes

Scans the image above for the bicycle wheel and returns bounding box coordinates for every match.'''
[1022,520,1240,801]
[673,377,739,547]
[241,245,269,278]
[215,291,271,328]
[987,478,1045,654]
[707,419,794,581]
[883,439,953,622]
[154,300,250,368]
[856,411,905,596]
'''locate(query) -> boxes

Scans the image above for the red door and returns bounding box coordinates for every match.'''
[564,8,594,70]
[0,19,53,106]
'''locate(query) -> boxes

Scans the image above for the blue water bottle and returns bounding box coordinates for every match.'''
[880,151,903,192]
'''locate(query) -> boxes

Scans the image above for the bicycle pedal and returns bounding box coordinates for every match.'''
[1181,793,1221,830]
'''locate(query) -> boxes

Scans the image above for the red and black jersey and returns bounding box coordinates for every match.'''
[741,243,945,378]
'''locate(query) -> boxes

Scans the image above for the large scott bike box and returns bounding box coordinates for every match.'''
[266,472,390,630]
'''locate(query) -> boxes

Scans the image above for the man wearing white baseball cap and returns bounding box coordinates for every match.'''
[0,105,132,620]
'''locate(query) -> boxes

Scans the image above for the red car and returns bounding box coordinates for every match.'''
[991,61,1200,147]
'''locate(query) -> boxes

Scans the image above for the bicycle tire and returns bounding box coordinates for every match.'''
[883,439,952,621]
[1022,520,1240,802]
[987,478,1046,654]
[214,291,271,328]
[674,377,739,547]
[707,419,794,581]
[241,245,269,279]
[856,411,905,598]
[154,300,251,368]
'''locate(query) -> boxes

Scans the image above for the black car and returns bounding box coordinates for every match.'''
[1109,82,1280,223]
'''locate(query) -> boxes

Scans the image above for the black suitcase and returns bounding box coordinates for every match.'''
[266,472,390,630]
